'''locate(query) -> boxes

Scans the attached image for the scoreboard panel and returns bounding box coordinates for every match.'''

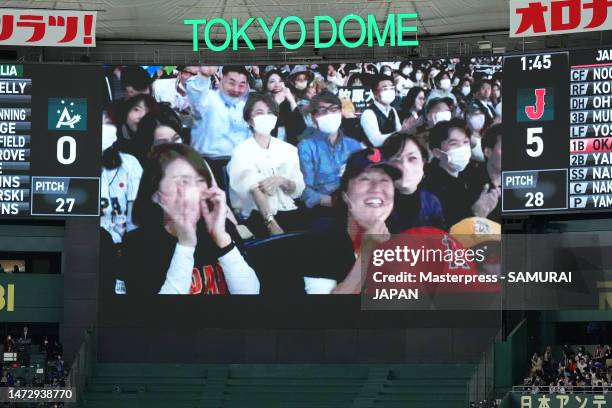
[503,47,612,214]
[0,64,102,218]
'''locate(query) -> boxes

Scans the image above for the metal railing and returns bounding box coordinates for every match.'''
[66,328,97,407]
[467,330,502,406]
[512,385,611,394]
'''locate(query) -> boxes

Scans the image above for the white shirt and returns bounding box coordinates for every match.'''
[228,136,305,218]
[159,244,260,295]
[100,152,143,244]
[360,100,401,147]
[152,78,190,112]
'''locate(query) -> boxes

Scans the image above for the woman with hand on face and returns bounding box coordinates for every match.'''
[302,148,401,294]
[228,93,306,238]
[381,133,446,233]
[398,86,426,134]
[121,143,260,295]
[263,70,306,145]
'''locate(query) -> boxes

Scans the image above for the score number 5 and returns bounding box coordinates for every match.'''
[526,127,543,157]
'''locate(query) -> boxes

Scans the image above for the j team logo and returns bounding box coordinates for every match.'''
[48,98,87,130]
[517,87,555,122]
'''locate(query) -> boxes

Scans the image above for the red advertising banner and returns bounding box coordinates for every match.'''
[0,9,96,47]
[510,0,612,37]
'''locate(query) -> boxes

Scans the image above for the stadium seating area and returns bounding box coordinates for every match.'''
[80,363,475,408]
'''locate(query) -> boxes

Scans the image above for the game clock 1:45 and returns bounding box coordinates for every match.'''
[521,54,552,71]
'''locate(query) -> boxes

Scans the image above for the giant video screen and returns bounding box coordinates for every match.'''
[98,56,505,301]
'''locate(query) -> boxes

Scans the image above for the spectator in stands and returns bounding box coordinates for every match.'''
[398,86,426,134]
[125,143,260,295]
[19,326,30,344]
[566,357,578,373]
[111,94,160,160]
[121,66,154,99]
[360,75,404,147]
[422,97,453,132]
[56,355,64,378]
[412,67,428,90]
[228,93,305,237]
[426,71,457,105]
[491,83,502,108]
[132,105,185,164]
[531,353,543,376]
[302,148,401,294]
[422,119,477,226]
[593,344,605,364]
[454,78,473,106]
[465,103,488,163]
[53,339,63,359]
[263,69,306,145]
[101,120,143,244]
[288,65,315,102]
[326,64,347,87]
[0,265,4,274]
[467,124,502,223]
[298,92,362,214]
[185,66,251,189]
[151,65,197,116]
[40,337,50,357]
[381,133,446,232]
[471,80,496,127]
[12,264,19,273]
[394,61,414,98]
[3,335,12,352]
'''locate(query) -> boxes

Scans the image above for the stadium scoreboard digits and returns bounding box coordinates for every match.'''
[0,64,102,218]
[503,47,612,214]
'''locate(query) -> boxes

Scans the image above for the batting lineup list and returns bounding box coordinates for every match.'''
[569,62,612,209]
[0,65,31,216]
[502,48,612,214]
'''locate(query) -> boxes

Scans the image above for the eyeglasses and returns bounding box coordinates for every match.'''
[314,105,341,116]
[166,175,206,186]
[181,70,198,77]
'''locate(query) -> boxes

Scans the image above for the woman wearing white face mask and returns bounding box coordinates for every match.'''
[426,71,457,106]
[422,119,478,226]
[465,104,487,163]
[412,69,428,90]
[228,93,306,238]
[297,92,363,213]
[395,62,415,98]
[453,78,473,105]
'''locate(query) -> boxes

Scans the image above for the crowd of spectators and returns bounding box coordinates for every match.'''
[100,57,503,295]
[522,344,612,394]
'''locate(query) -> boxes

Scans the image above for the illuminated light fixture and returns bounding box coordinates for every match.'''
[492,47,506,54]
[477,40,492,50]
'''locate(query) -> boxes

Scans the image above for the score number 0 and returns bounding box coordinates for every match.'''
[525,127,545,207]
[55,136,77,213]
